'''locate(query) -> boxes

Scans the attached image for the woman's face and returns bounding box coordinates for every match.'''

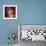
[7,8,14,16]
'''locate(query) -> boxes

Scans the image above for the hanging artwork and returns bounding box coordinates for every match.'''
[3,5,17,19]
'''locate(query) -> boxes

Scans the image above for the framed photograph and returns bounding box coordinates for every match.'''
[3,5,17,19]
[18,24,46,42]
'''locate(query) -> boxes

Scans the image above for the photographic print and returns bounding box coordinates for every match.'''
[3,5,17,19]
[18,25,46,41]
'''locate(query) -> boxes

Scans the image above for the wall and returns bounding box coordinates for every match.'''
[20,0,46,24]
[0,0,46,44]
[0,0,22,44]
